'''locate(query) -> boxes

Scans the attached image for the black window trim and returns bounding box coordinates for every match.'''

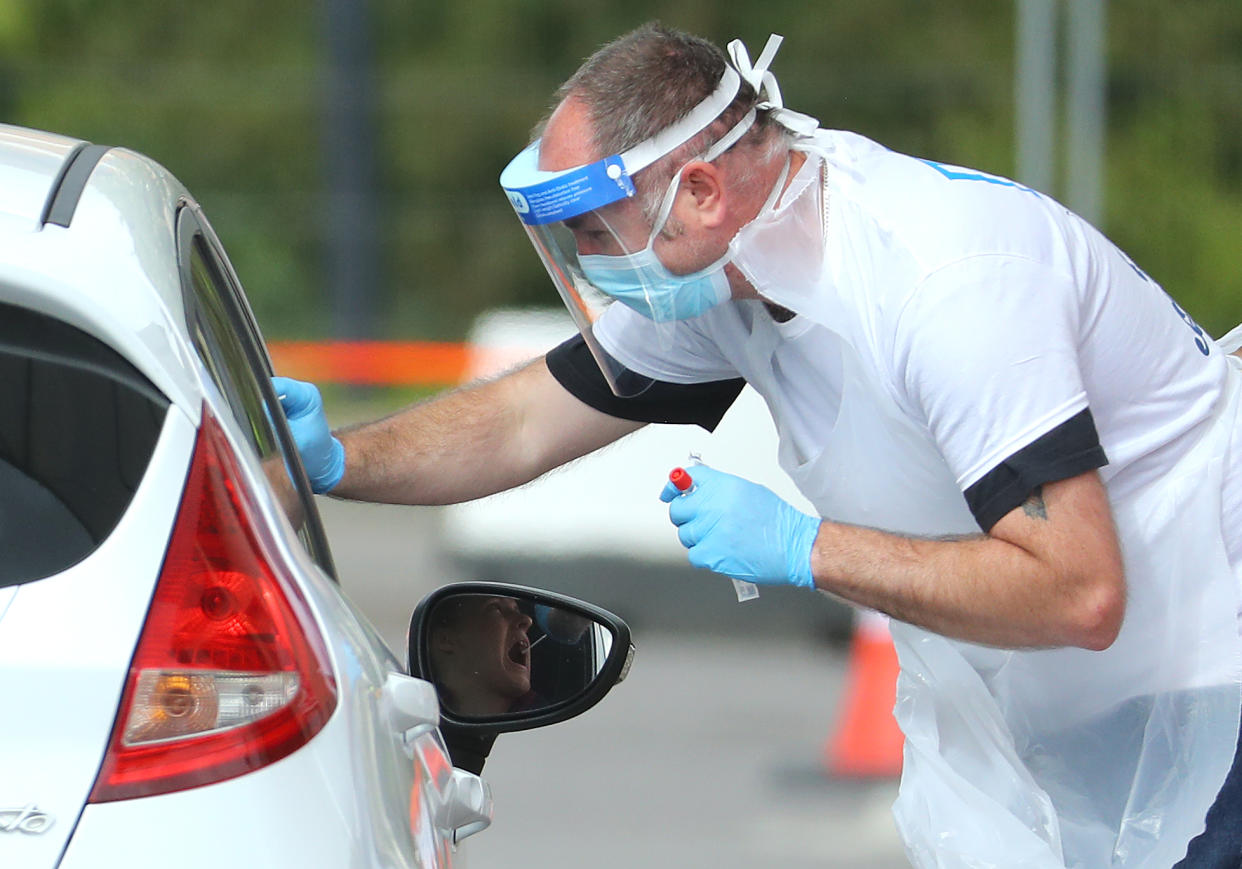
[174,202,338,582]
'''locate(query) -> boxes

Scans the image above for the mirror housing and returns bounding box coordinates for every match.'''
[408,582,633,773]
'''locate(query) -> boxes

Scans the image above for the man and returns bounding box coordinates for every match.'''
[427,595,537,717]
[276,23,1242,867]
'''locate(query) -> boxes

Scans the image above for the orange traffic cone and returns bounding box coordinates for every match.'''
[824,608,904,777]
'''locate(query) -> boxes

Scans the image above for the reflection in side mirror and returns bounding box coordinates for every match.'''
[408,582,634,774]
[425,594,613,720]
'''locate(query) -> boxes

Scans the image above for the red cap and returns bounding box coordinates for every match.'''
[669,467,693,492]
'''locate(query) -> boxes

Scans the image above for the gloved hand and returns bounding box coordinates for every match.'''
[272,376,345,494]
[659,464,820,588]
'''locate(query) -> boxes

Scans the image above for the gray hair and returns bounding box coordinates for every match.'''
[542,22,792,221]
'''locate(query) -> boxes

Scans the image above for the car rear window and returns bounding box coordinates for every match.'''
[0,301,169,587]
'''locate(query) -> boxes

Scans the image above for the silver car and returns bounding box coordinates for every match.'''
[0,123,631,868]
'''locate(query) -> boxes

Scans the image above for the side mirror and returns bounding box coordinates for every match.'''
[408,582,634,773]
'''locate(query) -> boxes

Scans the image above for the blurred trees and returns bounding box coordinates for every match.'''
[3,0,1241,337]
[4,0,324,333]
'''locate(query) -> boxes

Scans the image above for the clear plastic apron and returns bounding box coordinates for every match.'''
[733,143,1242,867]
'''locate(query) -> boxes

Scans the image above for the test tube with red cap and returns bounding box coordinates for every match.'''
[667,463,760,603]
[669,467,694,493]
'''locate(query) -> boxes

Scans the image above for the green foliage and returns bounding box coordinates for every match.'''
[8,0,324,334]
[4,1,1241,337]
[0,0,33,51]
[1106,1,1242,333]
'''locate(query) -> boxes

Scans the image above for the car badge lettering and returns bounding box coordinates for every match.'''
[0,804,54,835]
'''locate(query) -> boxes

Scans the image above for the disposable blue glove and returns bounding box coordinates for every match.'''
[272,376,345,494]
[659,464,821,588]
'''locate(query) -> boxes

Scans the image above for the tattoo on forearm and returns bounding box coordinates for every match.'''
[1022,485,1048,520]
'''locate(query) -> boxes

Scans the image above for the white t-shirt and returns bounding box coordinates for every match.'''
[594,130,1232,539]
[573,134,1242,863]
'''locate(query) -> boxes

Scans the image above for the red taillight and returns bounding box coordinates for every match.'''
[89,407,337,802]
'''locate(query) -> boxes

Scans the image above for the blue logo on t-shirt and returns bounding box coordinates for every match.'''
[918,159,1038,195]
[1171,298,1212,356]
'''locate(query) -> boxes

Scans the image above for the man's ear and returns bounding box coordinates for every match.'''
[679,161,727,229]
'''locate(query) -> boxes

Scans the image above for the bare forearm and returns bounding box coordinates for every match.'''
[810,477,1125,650]
[333,384,524,505]
[331,357,641,505]
[813,526,1095,648]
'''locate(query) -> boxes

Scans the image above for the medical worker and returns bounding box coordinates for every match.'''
[276,23,1242,868]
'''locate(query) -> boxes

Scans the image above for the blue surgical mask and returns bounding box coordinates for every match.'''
[577,160,734,322]
[579,246,731,322]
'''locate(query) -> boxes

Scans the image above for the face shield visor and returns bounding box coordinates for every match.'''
[499,34,814,397]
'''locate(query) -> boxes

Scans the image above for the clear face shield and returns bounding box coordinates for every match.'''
[499,34,815,396]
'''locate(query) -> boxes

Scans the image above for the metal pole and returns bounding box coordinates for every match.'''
[1015,0,1058,196]
[317,0,379,340]
[1066,0,1107,225]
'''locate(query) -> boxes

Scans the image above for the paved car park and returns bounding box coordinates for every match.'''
[321,497,910,868]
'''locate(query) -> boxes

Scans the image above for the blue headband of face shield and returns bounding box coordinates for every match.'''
[499,65,743,227]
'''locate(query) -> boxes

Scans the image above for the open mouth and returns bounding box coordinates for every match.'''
[507,637,530,669]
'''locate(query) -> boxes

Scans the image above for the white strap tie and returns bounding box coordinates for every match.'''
[727,34,820,137]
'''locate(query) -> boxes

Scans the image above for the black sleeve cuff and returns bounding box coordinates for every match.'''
[963,408,1109,531]
[545,334,745,432]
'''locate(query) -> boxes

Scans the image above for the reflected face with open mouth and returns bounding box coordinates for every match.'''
[429,595,535,716]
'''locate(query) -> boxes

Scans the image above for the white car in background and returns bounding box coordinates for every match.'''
[0,123,631,868]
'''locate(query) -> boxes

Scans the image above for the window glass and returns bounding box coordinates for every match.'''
[0,301,168,586]
[187,241,279,456]
[184,231,334,575]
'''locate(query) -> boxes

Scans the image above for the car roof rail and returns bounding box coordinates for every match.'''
[41,142,112,228]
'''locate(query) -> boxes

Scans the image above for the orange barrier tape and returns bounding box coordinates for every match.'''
[267,341,472,387]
